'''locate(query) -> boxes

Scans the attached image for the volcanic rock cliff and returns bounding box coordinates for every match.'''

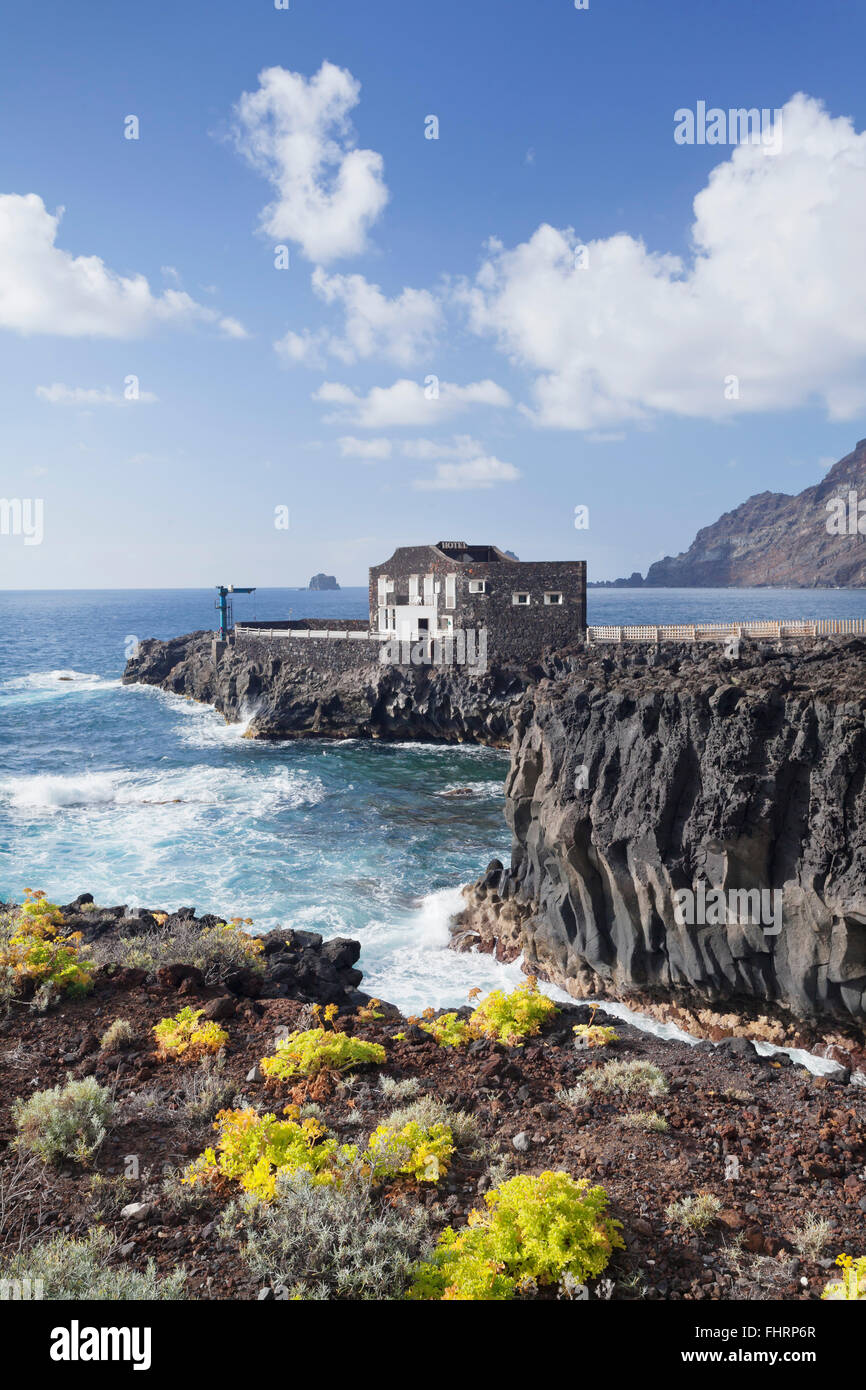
[125,633,866,1030]
[123,631,531,745]
[632,438,866,587]
[454,638,866,1031]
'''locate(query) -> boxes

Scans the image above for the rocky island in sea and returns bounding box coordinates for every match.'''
[308,573,340,590]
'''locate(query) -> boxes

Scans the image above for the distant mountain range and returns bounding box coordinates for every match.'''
[599,439,866,588]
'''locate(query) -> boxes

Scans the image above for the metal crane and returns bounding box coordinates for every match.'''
[215,585,256,641]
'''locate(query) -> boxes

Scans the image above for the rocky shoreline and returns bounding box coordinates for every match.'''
[125,632,866,1042]
[1,895,865,1302]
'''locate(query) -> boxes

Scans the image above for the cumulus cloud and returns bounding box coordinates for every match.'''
[36,382,158,405]
[337,435,393,460]
[0,194,247,339]
[276,267,441,367]
[461,94,866,429]
[232,63,388,263]
[314,377,511,428]
[393,434,520,489]
[413,453,520,491]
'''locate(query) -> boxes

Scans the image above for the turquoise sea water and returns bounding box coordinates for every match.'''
[2,586,866,1012]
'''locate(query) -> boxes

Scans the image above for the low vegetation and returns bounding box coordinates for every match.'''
[665,1192,722,1231]
[12,1076,114,1166]
[365,1118,454,1183]
[90,916,264,985]
[420,978,558,1049]
[408,1171,624,1301]
[153,1006,228,1061]
[183,1107,358,1201]
[621,1110,669,1132]
[99,1018,136,1053]
[822,1254,866,1300]
[558,1059,669,1104]
[573,1023,619,1049]
[0,1228,186,1300]
[223,1170,430,1300]
[0,891,94,1010]
[260,1014,385,1081]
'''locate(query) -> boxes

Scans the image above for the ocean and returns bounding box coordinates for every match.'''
[3,585,866,1013]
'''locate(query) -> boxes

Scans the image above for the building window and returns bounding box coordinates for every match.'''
[468,579,488,595]
[512,592,530,606]
[544,592,563,605]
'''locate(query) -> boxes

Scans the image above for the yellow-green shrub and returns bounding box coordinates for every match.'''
[420,1012,471,1049]
[183,1107,358,1202]
[573,1023,619,1048]
[822,1254,866,1300]
[468,978,557,1046]
[408,1171,624,1301]
[0,891,94,1000]
[260,1028,385,1080]
[153,1006,228,1060]
[420,979,557,1050]
[364,1120,454,1183]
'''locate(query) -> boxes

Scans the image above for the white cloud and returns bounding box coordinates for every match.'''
[314,377,511,428]
[276,267,441,367]
[36,382,158,406]
[337,435,392,460]
[414,454,520,491]
[461,94,866,429]
[0,194,247,339]
[232,63,388,263]
[400,434,485,460]
[387,433,521,489]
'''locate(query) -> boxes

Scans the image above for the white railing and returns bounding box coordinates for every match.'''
[587,619,866,644]
[234,627,375,642]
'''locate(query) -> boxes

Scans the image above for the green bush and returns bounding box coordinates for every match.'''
[408,1171,624,1300]
[13,1075,115,1166]
[0,1228,186,1299]
[420,979,558,1049]
[365,1120,454,1183]
[260,1028,385,1080]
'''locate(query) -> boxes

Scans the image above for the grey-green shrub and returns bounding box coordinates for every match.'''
[0,1228,186,1299]
[224,1170,429,1300]
[13,1075,114,1165]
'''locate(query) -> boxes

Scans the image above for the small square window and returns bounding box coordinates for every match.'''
[469,579,488,594]
[512,592,530,606]
[544,592,563,605]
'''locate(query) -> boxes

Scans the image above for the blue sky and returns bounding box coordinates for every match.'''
[2,0,865,588]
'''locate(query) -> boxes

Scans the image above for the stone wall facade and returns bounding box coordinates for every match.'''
[369,544,586,665]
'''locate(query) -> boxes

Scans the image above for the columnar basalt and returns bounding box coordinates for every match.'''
[454,638,866,1028]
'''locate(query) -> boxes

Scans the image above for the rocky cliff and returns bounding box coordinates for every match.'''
[125,632,866,1031]
[308,573,340,590]
[634,438,866,587]
[454,637,866,1032]
[123,631,532,745]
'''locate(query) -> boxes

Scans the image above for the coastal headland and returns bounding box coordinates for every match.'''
[124,632,866,1045]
